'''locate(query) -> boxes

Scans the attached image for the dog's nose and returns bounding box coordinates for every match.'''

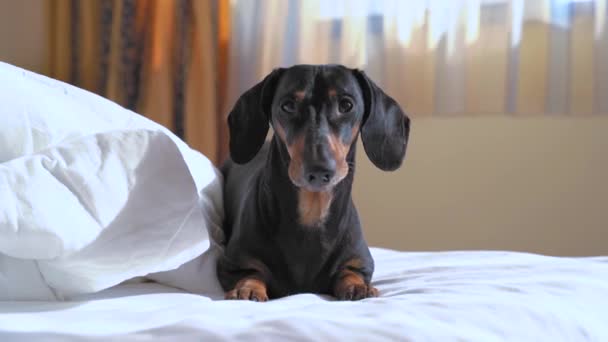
[305,162,336,188]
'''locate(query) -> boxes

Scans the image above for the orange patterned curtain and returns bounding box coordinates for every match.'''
[47,0,231,164]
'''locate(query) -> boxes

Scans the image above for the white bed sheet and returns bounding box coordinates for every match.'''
[1,247,607,341]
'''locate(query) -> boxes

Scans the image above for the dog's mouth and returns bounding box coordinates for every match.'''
[291,180,334,193]
[290,179,336,193]
[288,163,348,193]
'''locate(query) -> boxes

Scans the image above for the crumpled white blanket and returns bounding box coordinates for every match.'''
[0,61,224,300]
[1,248,608,341]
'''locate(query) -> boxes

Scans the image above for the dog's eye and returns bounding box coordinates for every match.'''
[281,100,296,113]
[338,98,353,113]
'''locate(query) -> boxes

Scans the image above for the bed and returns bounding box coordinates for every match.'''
[1,62,608,341]
[2,248,608,341]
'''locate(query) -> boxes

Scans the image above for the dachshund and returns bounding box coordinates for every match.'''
[216,64,410,301]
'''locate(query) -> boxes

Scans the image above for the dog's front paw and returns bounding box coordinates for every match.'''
[225,279,269,302]
[334,282,379,301]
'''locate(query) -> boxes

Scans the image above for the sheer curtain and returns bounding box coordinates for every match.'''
[226,0,608,117]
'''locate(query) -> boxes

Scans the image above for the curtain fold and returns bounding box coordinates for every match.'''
[46,0,227,164]
[216,0,232,161]
[227,0,608,117]
[184,0,219,161]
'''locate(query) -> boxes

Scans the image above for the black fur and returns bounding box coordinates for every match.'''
[217,64,410,300]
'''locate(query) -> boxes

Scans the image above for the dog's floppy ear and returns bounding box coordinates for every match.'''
[227,68,285,164]
[354,70,410,171]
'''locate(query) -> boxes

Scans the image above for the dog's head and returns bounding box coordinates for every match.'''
[227,64,410,192]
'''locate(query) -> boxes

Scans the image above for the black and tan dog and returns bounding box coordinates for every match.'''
[217,64,410,301]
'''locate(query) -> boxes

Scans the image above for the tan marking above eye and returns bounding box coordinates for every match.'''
[294,91,306,100]
[328,89,337,97]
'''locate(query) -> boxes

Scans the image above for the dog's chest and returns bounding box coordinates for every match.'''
[275,227,335,292]
[297,190,333,227]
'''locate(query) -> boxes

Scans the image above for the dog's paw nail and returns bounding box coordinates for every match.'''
[336,285,355,301]
[237,288,252,300]
[352,284,368,300]
[367,286,379,298]
[335,284,379,301]
[226,283,268,302]
[252,291,269,302]
[225,290,238,300]
[344,289,354,300]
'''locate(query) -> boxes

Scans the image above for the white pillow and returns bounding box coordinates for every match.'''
[0,62,224,300]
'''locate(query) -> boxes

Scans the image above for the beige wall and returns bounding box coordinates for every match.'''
[354,116,608,256]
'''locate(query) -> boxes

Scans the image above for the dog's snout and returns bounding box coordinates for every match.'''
[305,162,336,189]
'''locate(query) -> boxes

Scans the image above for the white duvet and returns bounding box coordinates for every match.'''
[1,248,608,341]
[0,62,224,300]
